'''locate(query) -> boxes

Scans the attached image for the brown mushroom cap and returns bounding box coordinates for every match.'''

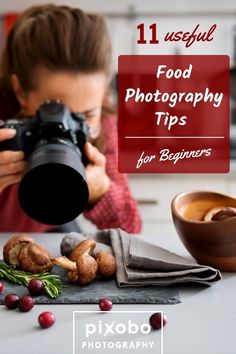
[211,207,236,221]
[3,234,34,265]
[76,254,98,285]
[18,243,53,273]
[96,252,117,278]
[67,270,79,283]
[70,239,96,262]
[203,206,225,221]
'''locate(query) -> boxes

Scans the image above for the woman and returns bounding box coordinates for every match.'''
[0,4,142,233]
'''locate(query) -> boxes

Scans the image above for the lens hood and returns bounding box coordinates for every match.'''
[19,139,89,225]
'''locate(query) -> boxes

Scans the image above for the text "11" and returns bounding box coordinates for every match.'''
[137,23,159,44]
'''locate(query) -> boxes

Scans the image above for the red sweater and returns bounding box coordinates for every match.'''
[0,89,142,233]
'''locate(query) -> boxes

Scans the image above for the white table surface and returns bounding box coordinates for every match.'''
[0,227,236,354]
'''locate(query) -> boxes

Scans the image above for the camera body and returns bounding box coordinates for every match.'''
[0,100,89,159]
[0,101,90,225]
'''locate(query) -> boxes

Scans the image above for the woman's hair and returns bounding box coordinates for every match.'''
[0,4,112,91]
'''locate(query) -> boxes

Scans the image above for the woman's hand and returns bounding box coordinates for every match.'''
[84,142,110,205]
[0,129,27,193]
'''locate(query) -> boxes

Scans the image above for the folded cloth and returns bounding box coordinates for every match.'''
[62,229,221,287]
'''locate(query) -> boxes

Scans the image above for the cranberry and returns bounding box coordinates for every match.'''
[4,293,20,309]
[149,312,167,330]
[99,298,113,311]
[0,282,4,293]
[28,279,44,296]
[38,311,55,328]
[18,295,35,312]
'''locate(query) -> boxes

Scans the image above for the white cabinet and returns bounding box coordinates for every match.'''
[228,180,236,196]
[128,174,228,223]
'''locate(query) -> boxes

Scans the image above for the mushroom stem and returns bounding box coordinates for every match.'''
[51,256,77,271]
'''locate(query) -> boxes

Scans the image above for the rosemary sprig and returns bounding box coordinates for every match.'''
[0,262,63,298]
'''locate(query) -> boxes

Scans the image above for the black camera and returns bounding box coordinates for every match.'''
[0,101,90,225]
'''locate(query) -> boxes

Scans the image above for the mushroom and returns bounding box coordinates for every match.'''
[76,254,98,285]
[3,235,78,273]
[18,243,53,273]
[96,252,117,278]
[203,206,225,221]
[67,239,98,285]
[70,239,96,261]
[60,233,113,258]
[68,239,98,285]
[3,234,34,266]
[211,207,236,221]
[67,270,79,283]
[3,235,100,286]
[18,243,79,273]
[51,256,77,271]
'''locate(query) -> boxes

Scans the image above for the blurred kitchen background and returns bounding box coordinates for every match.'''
[1,0,236,235]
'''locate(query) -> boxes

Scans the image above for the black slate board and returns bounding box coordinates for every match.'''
[0,266,180,305]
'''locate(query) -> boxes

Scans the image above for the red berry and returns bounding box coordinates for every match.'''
[38,311,55,328]
[4,293,20,309]
[28,279,44,296]
[99,298,113,311]
[149,312,167,330]
[18,295,35,312]
[0,282,4,293]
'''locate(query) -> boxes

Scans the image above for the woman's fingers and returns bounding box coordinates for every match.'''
[0,160,27,177]
[0,129,25,192]
[84,142,110,204]
[0,128,16,142]
[84,142,106,166]
[0,151,24,165]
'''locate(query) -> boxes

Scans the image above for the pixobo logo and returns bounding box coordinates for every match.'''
[86,319,151,338]
[73,311,164,354]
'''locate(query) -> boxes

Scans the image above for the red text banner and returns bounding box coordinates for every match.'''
[118,55,229,173]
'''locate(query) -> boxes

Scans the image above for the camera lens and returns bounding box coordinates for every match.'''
[18,139,89,225]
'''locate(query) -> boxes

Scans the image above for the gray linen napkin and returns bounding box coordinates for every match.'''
[61,229,221,287]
